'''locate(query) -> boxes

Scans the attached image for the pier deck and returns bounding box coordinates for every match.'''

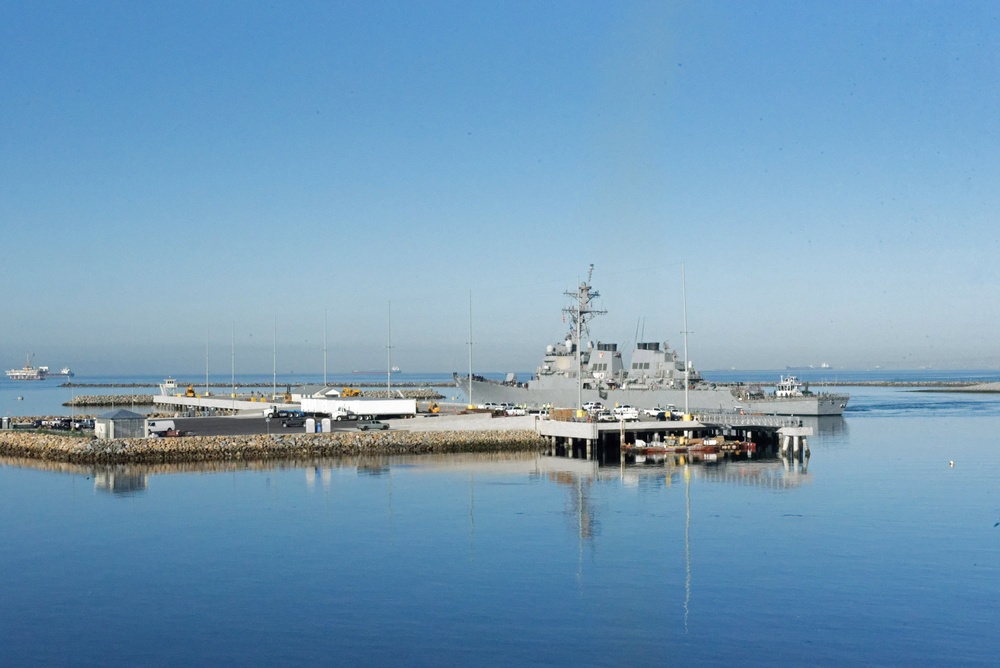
[152,395,295,414]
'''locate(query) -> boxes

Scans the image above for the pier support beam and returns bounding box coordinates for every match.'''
[778,427,812,462]
[586,439,592,461]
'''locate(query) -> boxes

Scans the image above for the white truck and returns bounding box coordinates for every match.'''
[300,397,416,421]
[642,405,679,420]
[612,405,639,421]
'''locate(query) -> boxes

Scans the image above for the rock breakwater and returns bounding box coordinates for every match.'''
[0,429,547,465]
[62,388,443,406]
[65,394,154,407]
[362,389,444,399]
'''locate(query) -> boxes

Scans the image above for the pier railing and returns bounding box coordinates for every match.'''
[694,412,801,429]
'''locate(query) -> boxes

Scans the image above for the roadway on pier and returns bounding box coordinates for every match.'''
[169,416,368,437]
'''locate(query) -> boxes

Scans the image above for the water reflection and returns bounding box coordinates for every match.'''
[802,415,848,437]
[2,451,810,500]
[616,458,811,490]
[548,471,597,540]
[2,451,815,643]
[93,468,148,495]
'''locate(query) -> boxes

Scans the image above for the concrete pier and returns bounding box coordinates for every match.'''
[536,412,810,465]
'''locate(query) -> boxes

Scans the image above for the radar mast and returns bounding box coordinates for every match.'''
[563,264,607,410]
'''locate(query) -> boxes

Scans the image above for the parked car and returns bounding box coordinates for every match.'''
[595,410,617,422]
[504,406,526,416]
[281,416,306,428]
[582,401,604,413]
[358,420,390,431]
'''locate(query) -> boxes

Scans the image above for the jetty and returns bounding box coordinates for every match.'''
[1,405,810,466]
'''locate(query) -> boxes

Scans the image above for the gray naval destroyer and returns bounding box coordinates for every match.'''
[454,267,849,417]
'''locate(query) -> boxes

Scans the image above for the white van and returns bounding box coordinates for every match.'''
[146,419,176,436]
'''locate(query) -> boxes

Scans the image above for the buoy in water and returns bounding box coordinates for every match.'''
[17,396,23,401]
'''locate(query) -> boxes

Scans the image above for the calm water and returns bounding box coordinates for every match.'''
[2,382,999,665]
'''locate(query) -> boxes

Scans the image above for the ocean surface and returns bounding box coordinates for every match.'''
[3,372,1000,665]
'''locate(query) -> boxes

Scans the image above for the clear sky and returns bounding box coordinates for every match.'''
[2,1,999,375]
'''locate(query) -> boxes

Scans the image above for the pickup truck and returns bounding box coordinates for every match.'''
[612,405,639,421]
[643,405,680,420]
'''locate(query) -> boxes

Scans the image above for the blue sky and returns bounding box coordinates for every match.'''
[2,1,999,375]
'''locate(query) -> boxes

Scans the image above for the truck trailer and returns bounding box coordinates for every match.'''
[299,397,416,420]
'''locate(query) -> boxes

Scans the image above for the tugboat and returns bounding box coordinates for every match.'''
[6,353,49,381]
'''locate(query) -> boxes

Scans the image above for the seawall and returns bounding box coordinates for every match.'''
[0,429,548,465]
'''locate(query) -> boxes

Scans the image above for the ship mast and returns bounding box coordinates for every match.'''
[386,300,393,396]
[467,290,474,408]
[682,264,690,416]
[563,264,607,410]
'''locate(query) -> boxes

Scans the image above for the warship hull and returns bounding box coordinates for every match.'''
[455,375,849,416]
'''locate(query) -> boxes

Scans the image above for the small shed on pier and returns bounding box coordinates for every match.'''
[94,409,146,440]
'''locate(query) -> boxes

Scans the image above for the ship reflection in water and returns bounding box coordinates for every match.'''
[2,450,810,526]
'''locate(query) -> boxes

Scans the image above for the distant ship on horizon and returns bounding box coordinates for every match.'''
[352,367,401,374]
[785,363,832,370]
[6,353,49,381]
